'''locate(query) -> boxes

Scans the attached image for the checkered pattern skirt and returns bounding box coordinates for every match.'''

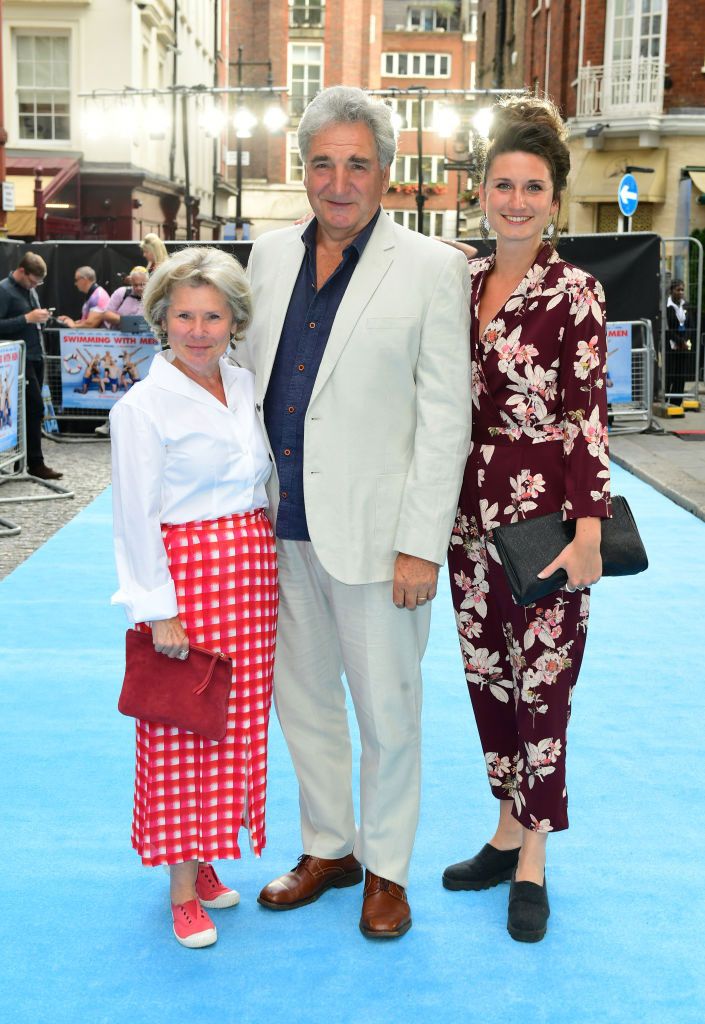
[131,509,278,867]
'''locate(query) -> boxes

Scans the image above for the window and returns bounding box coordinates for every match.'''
[382,52,451,78]
[611,0,663,61]
[407,7,449,31]
[289,43,323,117]
[289,0,325,29]
[386,98,436,130]
[391,154,447,184]
[391,209,445,236]
[287,131,304,183]
[16,34,70,142]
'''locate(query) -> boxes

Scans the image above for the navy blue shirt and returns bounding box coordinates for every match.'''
[264,208,381,540]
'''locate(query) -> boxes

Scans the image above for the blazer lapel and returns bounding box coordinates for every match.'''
[309,212,395,404]
[257,228,306,402]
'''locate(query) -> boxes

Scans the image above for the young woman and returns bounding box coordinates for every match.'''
[110,247,278,948]
[444,97,611,942]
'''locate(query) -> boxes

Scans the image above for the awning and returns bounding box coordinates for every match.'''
[687,168,705,194]
[570,149,667,203]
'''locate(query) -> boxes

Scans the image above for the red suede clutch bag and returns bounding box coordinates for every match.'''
[118,629,232,741]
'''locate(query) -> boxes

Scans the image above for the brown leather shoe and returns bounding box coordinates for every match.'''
[257,853,363,910]
[359,870,411,939]
[28,462,63,481]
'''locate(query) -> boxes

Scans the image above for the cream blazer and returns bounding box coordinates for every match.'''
[237,210,472,585]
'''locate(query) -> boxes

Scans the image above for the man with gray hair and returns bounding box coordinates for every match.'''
[58,266,110,329]
[240,85,471,938]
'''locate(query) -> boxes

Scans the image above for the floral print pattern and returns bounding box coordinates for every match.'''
[448,243,611,834]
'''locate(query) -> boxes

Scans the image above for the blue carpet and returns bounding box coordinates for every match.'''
[2,463,703,1024]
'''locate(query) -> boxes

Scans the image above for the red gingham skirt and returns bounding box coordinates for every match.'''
[131,509,278,866]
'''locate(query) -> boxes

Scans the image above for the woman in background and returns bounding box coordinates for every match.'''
[140,233,168,274]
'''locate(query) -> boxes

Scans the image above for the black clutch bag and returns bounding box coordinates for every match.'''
[492,495,648,606]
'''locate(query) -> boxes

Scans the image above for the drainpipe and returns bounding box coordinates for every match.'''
[168,0,179,182]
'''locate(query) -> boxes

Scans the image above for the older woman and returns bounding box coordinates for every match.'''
[110,246,278,949]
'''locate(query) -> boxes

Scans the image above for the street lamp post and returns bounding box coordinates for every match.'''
[230,46,273,235]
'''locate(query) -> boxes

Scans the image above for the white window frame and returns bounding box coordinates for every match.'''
[382,51,451,78]
[407,7,449,31]
[286,131,305,184]
[387,97,437,131]
[288,42,324,118]
[14,29,72,146]
[391,154,447,184]
[390,208,445,236]
[289,0,326,29]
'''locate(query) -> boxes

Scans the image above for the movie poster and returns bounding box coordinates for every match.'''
[0,343,21,454]
[59,330,160,410]
[606,322,633,404]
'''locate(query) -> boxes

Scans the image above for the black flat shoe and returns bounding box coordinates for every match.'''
[442,843,521,891]
[507,870,550,942]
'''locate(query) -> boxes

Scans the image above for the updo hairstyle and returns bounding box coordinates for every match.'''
[480,95,570,203]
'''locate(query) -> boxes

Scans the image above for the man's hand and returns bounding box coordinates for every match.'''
[25,308,50,324]
[392,552,440,610]
[57,315,75,327]
[151,616,190,659]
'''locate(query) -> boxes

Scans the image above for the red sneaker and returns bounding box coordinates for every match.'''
[196,863,240,909]
[171,899,217,948]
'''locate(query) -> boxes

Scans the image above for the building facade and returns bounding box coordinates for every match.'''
[2,0,232,240]
[227,0,478,237]
[476,0,705,240]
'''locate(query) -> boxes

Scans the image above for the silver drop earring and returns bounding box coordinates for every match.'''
[479,214,490,240]
[545,221,556,240]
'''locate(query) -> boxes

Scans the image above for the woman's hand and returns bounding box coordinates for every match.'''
[537,517,602,593]
[151,616,190,660]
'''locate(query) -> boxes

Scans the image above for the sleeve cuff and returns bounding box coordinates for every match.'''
[111,579,178,625]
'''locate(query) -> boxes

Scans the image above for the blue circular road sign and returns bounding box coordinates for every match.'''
[618,173,639,217]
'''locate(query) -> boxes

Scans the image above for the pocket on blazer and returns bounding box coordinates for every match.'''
[366,317,417,330]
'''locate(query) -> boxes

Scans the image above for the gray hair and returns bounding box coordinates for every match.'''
[142,246,252,342]
[75,266,96,282]
[298,86,397,169]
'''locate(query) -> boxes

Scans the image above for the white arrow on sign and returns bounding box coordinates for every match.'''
[619,184,638,204]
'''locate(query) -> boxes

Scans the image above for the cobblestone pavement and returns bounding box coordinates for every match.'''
[0,437,112,580]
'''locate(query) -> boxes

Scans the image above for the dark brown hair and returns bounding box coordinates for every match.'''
[480,95,570,198]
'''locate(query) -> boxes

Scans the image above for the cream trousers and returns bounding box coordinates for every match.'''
[273,538,432,887]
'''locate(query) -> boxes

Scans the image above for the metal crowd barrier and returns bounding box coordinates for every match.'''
[41,327,110,440]
[0,339,74,507]
[607,319,655,435]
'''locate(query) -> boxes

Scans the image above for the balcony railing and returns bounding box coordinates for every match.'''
[289,5,325,29]
[577,57,664,118]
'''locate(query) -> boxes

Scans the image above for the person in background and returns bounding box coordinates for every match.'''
[102,266,149,327]
[443,96,611,943]
[0,252,62,480]
[57,267,110,329]
[140,233,169,274]
[665,278,693,406]
[110,245,278,949]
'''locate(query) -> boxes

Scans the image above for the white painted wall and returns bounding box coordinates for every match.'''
[3,0,219,206]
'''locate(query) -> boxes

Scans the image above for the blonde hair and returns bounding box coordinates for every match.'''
[140,233,168,266]
[142,246,252,342]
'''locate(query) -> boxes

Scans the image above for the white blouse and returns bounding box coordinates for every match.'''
[110,350,272,624]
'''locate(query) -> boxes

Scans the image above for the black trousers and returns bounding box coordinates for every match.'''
[25,357,44,465]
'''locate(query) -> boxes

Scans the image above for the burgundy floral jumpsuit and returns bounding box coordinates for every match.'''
[448,243,611,834]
